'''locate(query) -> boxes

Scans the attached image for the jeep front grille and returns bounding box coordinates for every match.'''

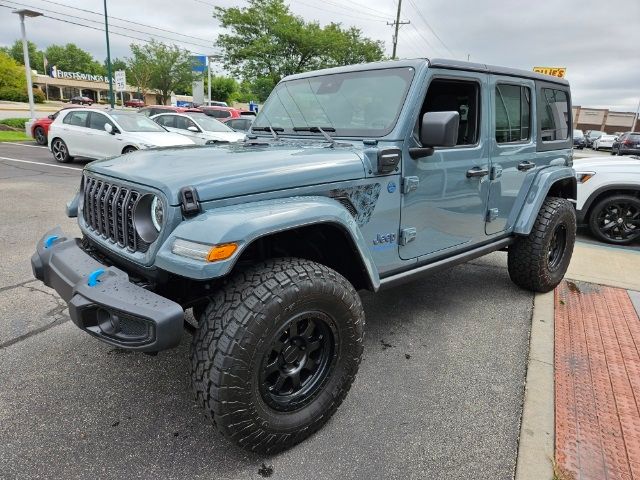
[82,175,149,253]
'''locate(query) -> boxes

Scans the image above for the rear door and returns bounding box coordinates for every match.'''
[486,76,536,234]
[61,110,90,156]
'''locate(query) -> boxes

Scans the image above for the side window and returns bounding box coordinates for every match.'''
[539,88,569,141]
[155,115,175,128]
[210,110,229,119]
[139,109,151,117]
[419,79,480,146]
[175,116,198,131]
[495,84,531,143]
[88,112,113,131]
[63,111,89,127]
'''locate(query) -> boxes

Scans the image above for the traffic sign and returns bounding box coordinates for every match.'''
[114,70,126,92]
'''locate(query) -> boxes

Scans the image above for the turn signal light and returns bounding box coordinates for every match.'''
[207,243,238,262]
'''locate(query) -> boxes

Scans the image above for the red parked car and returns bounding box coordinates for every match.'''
[199,106,242,121]
[124,98,145,108]
[138,105,202,117]
[30,106,82,145]
[69,96,93,105]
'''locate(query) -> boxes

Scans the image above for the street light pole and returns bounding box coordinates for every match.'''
[103,0,114,108]
[207,56,212,106]
[13,9,42,120]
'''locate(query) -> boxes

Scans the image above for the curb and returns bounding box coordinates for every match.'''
[514,291,555,480]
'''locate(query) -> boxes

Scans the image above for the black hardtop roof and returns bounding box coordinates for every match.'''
[282,58,569,87]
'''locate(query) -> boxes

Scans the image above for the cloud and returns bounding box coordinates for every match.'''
[1,0,638,110]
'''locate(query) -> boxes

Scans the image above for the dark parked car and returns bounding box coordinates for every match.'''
[124,98,145,108]
[612,132,640,156]
[584,130,604,148]
[69,96,93,106]
[223,116,254,132]
[573,129,585,149]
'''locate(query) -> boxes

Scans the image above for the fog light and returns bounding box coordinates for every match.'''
[172,239,238,262]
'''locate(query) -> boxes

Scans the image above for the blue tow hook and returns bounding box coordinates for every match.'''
[87,269,106,287]
[44,235,59,249]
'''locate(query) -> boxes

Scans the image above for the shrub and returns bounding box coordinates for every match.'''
[33,88,45,103]
[0,118,28,129]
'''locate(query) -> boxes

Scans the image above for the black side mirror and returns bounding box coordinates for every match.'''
[47,114,54,120]
[409,111,460,159]
[421,111,460,147]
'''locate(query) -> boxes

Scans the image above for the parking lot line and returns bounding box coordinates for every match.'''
[0,156,81,171]
[2,142,48,149]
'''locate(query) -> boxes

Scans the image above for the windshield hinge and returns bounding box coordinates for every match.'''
[402,176,419,194]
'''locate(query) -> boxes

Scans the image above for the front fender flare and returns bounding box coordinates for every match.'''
[155,196,380,289]
[513,166,576,235]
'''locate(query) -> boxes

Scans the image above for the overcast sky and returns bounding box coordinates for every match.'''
[1,0,638,111]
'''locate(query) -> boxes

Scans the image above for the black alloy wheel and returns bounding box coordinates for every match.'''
[34,126,46,145]
[547,224,567,271]
[590,195,640,245]
[259,311,336,412]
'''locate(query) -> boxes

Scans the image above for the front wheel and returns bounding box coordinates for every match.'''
[508,197,576,292]
[190,258,365,453]
[122,146,138,154]
[589,195,640,245]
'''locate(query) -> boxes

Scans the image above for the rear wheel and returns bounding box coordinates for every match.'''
[589,195,640,245]
[190,258,365,453]
[34,126,46,145]
[508,197,576,292]
[122,146,138,154]
[51,138,73,163]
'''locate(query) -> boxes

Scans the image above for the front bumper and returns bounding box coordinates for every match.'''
[31,227,184,352]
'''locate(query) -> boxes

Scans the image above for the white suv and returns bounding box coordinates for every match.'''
[48,108,195,163]
[575,156,640,244]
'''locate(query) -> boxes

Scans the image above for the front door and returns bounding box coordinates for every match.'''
[486,76,536,234]
[400,71,491,260]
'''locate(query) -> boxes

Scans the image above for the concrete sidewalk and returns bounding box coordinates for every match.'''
[516,241,640,480]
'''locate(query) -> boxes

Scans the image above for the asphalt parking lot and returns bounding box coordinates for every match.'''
[0,141,628,479]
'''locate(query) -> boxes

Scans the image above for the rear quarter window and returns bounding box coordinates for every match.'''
[539,88,569,141]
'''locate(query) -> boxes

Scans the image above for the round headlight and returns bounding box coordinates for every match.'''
[151,196,163,231]
[134,194,163,243]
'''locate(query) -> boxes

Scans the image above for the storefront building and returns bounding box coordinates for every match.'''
[572,106,639,134]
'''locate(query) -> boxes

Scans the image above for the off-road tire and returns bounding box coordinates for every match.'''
[190,257,365,453]
[508,197,576,292]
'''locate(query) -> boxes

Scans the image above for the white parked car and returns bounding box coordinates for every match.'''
[592,134,617,151]
[574,156,640,244]
[150,112,245,145]
[48,108,195,163]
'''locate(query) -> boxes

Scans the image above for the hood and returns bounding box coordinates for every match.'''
[128,131,195,147]
[87,141,366,205]
[573,156,640,173]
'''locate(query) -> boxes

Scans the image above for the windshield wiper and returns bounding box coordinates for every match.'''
[251,126,283,140]
[293,126,337,147]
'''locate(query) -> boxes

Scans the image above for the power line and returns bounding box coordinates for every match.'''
[1,0,214,50]
[0,3,210,55]
[405,0,455,57]
[31,0,217,45]
[408,23,439,56]
[291,0,388,23]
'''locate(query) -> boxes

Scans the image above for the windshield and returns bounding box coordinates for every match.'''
[588,131,605,138]
[573,130,584,138]
[253,67,415,137]
[186,113,234,132]
[111,113,166,132]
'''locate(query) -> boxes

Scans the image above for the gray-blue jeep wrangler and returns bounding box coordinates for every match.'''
[32,58,576,453]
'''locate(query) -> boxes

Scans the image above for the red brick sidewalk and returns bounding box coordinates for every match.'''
[555,280,640,480]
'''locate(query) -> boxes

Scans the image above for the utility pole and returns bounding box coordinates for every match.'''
[387,0,409,60]
[103,0,114,108]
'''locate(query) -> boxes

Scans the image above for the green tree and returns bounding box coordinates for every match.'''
[0,51,28,102]
[105,57,127,75]
[213,0,384,87]
[45,43,104,75]
[126,45,153,98]
[128,40,194,105]
[7,40,45,74]
[207,75,238,104]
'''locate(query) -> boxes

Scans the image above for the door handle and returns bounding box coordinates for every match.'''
[517,161,536,171]
[466,167,489,178]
